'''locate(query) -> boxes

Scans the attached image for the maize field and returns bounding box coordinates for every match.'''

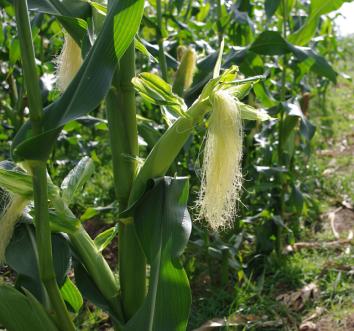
[0,0,353,330]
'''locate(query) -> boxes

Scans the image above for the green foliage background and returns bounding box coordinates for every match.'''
[0,0,353,330]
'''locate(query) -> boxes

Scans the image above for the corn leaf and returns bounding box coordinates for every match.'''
[0,167,33,197]
[249,31,337,83]
[265,0,281,19]
[27,0,90,44]
[6,224,71,302]
[27,0,91,18]
[12,0,145,161]
[288,0,350,46]
[0,162,59,200]
[122,177,191,331]
[61,156,95,204]
[94,224,119,252]
[0,285,59,331]
[60,277,83,313]
[73,261,122,325]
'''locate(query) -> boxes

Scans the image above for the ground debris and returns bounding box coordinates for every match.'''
[300,321,318,331]
[192,315,283,330]
[299,307,327,330]
[285,238,353,252]
[276,283,319,311]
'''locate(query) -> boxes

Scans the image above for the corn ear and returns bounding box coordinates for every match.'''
[128,98,211,205]
[172,47,197,96]
[129,70,268,209]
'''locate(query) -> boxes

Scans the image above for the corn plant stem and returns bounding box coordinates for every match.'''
[14,2,75,330]
[156,0,168,81]
[13,0,43,135]
[276,0,289,255]
[106,43,146,320]
[30,162,75,331]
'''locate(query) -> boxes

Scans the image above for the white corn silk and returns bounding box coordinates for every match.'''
[0,194,28,264]
[56,33,83,92]
[197,90,243,230]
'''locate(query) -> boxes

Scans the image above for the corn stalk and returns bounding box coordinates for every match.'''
[13,1,74,329]
[106,43,146,320]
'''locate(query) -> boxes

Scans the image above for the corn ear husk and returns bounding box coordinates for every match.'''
[173,47,197,96]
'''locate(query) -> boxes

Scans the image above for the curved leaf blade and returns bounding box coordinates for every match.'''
[27,0,91,18]
[0,285,59,331]
[124,177,192,331]
[12,0,145,161]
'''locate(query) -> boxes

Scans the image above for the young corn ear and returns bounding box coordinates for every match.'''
[197,90,243,231]
[0,194,28,264]
[172,46,197,96]
[56,32,83,92]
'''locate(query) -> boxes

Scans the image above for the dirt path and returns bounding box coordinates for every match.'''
[304,52,354,331]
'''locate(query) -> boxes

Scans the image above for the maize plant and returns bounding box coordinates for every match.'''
[0,0,309,330]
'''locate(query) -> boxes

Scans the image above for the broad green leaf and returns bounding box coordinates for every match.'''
[281,102,316,142]
[61,157,95,204]
[135,37,158,63]
[60,277,83,313]
[250,31,289,55]
[253,83,278,108]
[277,0,296,17]
[288,0,350,46]
[94,224,119,252]
[142,39,178,69]
[27,0,91,18]
[0,285,58,331]
[12,0,145,161]
[6,224,71,302]
[80,207,99,221]
[88,0,107,14]
[290,185,304,214]
[265,0,280,19]
[73,261,121,325]
[249,31,337,82]
[0,164,33,197]
[138,121,162,148]
[289,45,337,83]
[58,17,88,46]
[28,0,90,44]
[0,161,60,200]
[6,224,44,302]
[123,177,191,331]
[74,262,110,311]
